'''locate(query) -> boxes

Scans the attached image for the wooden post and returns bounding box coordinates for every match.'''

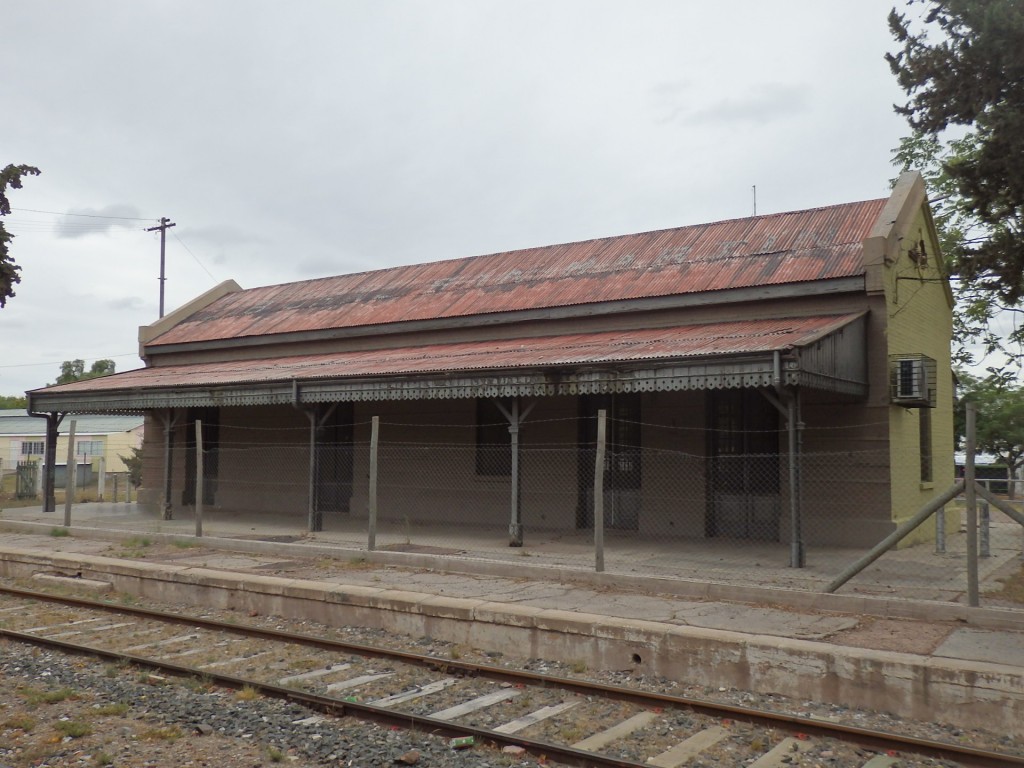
[113,473,119,504]
[63,419,77,527]
[594,409,606,573]
[965,401,979,607]
[195,419,204,538]
[368,416,379,551]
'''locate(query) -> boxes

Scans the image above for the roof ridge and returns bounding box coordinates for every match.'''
[236,198,887,295]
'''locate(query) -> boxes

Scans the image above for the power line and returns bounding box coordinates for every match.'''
[0,352,139,369]
[172,231,218,282]
[11,207,153,221]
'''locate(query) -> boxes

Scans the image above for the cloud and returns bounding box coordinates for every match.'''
[105,295,147,311]
[655,83,810,127]
[56,205,144,239]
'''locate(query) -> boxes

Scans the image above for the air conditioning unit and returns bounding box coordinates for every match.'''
[890,354,936,408]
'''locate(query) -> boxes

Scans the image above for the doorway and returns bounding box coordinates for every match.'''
[315,402,354,514]
[706,390,780,540]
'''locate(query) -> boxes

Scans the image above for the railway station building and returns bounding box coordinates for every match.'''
[26,171,955,559]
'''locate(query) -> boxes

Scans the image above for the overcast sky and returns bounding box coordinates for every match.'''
[2,1,917,396]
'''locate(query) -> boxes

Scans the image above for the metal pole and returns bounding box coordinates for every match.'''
[63,419,77,527]
[42,412,61,512]
[195,419,204,538]
[97,456,105,502]
[788,394,804,567]
[935,502,946,553]
[980,499,990,557]
[824,481,964,593]
[307,409,319,532]
[162,411,173,520]
[368,416,379,551]
[113,473,119,504]
[509,399,523,546]
[965,401,979,607]
[594,409,607,573]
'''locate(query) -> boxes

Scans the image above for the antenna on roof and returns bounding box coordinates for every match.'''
[752,185,757,216]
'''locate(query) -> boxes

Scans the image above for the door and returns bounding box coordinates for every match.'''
[577,393,641,530]
[706,390,780,540]
[315,402,354,514]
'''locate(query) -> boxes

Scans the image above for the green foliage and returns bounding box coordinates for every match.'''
[956,371,1024,489]
[119,445,143,487]
[55,359,116,385]
[887,0,1024,309]
[0,163,41,308]
[0,395,27,409]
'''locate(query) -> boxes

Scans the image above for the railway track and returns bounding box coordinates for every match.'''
[0,583,1019,768]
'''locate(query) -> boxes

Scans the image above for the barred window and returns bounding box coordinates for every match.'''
[20,441,44,456]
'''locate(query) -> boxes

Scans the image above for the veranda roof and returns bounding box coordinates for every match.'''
[29,313,867,413]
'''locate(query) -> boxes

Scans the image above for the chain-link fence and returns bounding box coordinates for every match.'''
[123,409,1021,607]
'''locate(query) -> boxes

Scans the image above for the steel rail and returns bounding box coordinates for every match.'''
[2,583,1021,767]
[0,626,647,768]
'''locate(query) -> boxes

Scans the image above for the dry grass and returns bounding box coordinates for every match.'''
[989,563,1024,603]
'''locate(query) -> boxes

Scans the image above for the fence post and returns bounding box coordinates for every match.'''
[195,419,204,538]
[368,416,379,552]
[965,401,979,607]
[980,498,990,557]
[63,419,77,528]
[97,456,106,502]
[594,409,606,573]
[113,473,119,504]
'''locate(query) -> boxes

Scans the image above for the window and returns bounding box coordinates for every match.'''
[20,441,44,456]
[77,440,103,456]
[919,408,933,483]
[475,398,511,476]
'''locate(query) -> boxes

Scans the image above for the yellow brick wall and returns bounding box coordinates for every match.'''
[882,204,956,545]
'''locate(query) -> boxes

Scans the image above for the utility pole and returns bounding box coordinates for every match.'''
[146,217,176,318]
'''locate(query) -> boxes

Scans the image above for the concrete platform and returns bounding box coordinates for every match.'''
[1,501,1023,736]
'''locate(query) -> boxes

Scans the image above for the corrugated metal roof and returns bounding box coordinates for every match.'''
[39,314,862,395]
[0,410,143,436]
[148,200,886,347]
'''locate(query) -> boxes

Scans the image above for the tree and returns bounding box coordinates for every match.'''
[54,359,116,385]
[119,445,143,488]
[0,395,27,409]
[887,1,1024,304]
[956,371,1024,497]
[0,163,41,308]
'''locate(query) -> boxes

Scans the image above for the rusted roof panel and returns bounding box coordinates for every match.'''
[148,199,886,347]
[40,314,862,395]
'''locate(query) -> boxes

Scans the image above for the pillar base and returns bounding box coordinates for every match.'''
[508,523,523,547]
